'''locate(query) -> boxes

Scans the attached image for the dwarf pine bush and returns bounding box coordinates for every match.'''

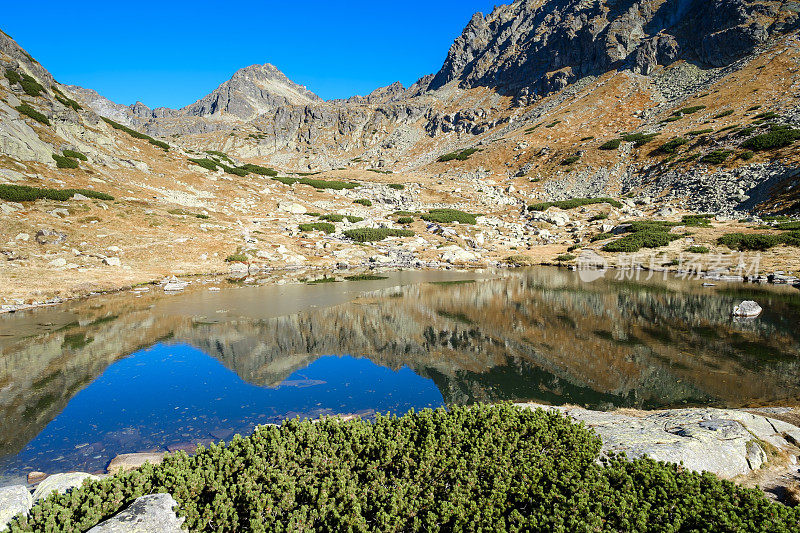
[9,405,800,532]
[0,184,113,202]
[15,103,49,125]
[421,209,477,224]
[101,117,169,150]
[528,198,622,211]
[343,228,414,242]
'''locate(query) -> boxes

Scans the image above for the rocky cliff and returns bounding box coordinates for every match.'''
[428,0,798,101]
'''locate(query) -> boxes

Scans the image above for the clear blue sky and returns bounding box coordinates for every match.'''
[2,0,500,108]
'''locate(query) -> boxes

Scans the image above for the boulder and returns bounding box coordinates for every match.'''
[733,300,762,318]
[32,473,97,502]
[278,202,307,215]
[35,229,67,245]
[106,453,166,474]
[440,246,479,264]
[102,257,121,267]
[0,485,32,531]
[88,494,184,533]
[48,257,67,267]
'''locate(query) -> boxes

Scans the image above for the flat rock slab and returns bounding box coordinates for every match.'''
[32,472,98,502]
[88,494,184,532]
[107,453,166,474]
[515,404,800,478]
[0,485,32,531]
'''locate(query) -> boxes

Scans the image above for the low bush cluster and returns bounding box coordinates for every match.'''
[237,163,277,176]
[10,405,800,532]
[388,183,405,190]
[0,184,113,202]
[775,221,800,231]
[101,117,169,150]
[397,216,414,224]
[673,105,706,116]
[62,149,87,161]
[687,245,710,254]
[718,232,800,251]
[555,254,576,262]
[602,221,682,253]
[713,110,735,119]
[353,198,372,206]
[659,138,689,153]
[599,139,621,150]
[687,129,714,136]
[621,132,659,147]
[298,222,335,234]
[421,209,477,224]
[5,68,45,97]
[224,254,248,263]
[52,154,79,169]
[343,228,414,242]
[437,147,479,162]
[528,198,622,211]
[700,150,733,164]
[52,86,82,111]
[741,128,800,151]
[15,103,49,125]
[560,155,580,165]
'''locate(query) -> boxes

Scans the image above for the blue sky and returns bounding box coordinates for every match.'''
[2,0,499,108]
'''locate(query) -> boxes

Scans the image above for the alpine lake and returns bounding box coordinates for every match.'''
[1,267,799,484]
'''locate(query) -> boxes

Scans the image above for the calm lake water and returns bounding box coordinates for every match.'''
[1,268,799,483]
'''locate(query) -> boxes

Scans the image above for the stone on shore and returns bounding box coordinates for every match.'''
[88,494,184,533]
[515,404,800,478]
[0,485,32,531]
[32,473,98,502]
[733,300,762,317]
[107,453,166,474]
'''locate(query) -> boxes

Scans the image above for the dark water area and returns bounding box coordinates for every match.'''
[1,268,799,482]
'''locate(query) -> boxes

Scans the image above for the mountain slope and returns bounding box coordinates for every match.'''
[428,0,799,100]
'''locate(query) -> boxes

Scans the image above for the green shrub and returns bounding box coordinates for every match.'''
[753,111,779,121]
[681,215,713,227]
[188,158,219,171]
[15,103,49,125]
[590,232,613,242]
[545,120,561,128]
[10,405,800,533]
[220,164,249,177]
[298,222,335,234]
[599,139,621,150]
[346,216,364,223]
[101,117,169,150]
[367,168,393,174]
[318,214,344,222]
[237,163,277,177]
[62,149,87,161]
[739,150,755,161]
[580,136,595,141]
[344,274,388,281]
[18,73,44,96]
[621,132,659,146]
[673,105,706,116]
[224,254,249,263]
[0,184,113,202]
[718,124,740,133]
[775,221,800,230]
[52,154,79,169]
[52,86,82,110]
[421,209,477,224]
[528,198,622,211]
[661,116,681,123]
[687,129,714,136]
[556,254,576,262]
[700,150,733,164]
[718,233,782,251]
[4,68,21,86]
[713,110,734,119]
[589,213,608,221]
[204,150,233,162]
[560,155,580,165]
[272,176,299,186]
[741,128,800,151]
[343,228,414,242]
[299,178,358,190]
[437,148,479,162]
[397,216,414,224]
[353,198,372,206]
[687,245,710,253]
[659,138,689,153]
[388,183,405,190]
[603,231,681,253]
[195,214,210,219]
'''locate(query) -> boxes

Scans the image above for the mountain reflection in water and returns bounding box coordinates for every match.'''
[1,268,799,481]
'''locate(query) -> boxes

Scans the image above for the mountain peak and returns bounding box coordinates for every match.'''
[181,63,321,120]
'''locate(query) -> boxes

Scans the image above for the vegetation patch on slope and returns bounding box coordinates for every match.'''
[421,209,477,224]
[343,228,414,242]
[101,117,170,150]
[437,147,479,162]
[0,184,113,202]
[718,232,800,251]
[528,198,621,211]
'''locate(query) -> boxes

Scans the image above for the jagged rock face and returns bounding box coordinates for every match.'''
[180,64,321,120]
[428,0,797,99]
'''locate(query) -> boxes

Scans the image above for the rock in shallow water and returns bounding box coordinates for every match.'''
[107,452,166,474]
[88,494,184,532]
[0,485,32,531]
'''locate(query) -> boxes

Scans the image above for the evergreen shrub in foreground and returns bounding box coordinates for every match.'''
[10,405,799,532]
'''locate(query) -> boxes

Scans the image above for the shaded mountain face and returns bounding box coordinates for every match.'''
[428,0,798,99]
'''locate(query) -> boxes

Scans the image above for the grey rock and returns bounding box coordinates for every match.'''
[107,453,166,474]
[35,229,67,245]
[733,300,762,317]
[32,472,97,501]
[515,404,799,478]
[0,486,32,531]
[88,494,184,533]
